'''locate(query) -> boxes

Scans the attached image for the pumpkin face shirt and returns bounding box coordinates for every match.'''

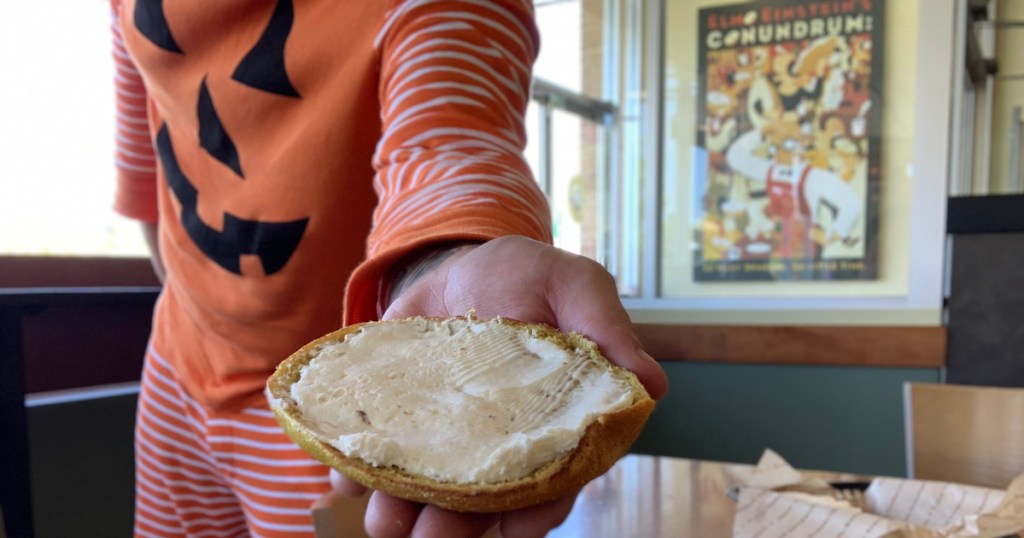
[113,0,551,409]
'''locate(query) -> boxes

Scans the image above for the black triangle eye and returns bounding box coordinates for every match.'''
[232,0,301,98]
[198,78,245,178]
[134,0,183,54]
[137,1,309,276]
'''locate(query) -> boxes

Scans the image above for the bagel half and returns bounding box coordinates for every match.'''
[265,316,655,513]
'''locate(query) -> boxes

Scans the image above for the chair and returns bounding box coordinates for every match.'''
[904,382,1024,489]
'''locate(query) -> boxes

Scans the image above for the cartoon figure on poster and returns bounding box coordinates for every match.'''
[695,1,881,281]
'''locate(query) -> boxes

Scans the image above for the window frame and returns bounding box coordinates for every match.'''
[0,256,160,289]
[623,0,955,326]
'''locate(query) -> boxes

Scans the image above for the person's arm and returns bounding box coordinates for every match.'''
[726,128,772,183]
[375,242,478,317]
[141,221,165,283]
[110,0,161,279]
[342,0,551,327]
[334,2,667,537]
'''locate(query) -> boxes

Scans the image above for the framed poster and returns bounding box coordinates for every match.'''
[692,0,884,281]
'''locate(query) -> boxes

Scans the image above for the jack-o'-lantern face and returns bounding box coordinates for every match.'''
[132,0,306,275]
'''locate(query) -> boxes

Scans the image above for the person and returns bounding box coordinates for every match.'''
[725,122,862,260]
[111,0,669,537]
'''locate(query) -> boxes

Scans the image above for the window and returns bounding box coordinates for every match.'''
[627,0,951,326]
[529,0,648,297]
[0,0,148,257]
[2,0,640,265]
[2,0,649,293]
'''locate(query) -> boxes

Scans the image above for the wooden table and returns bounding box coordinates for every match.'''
[315,454,862,538]
[550,454,751,537]
[550,454,864,537]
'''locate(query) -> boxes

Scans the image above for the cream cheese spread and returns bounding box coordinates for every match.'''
[289,317,634,484]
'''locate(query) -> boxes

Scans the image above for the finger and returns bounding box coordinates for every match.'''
[499,493,578,538]
[365,492,422,538]
[310,488,343,512]
[598,333,668,401]
[547,259,668,400]
[410,505,499,538]
[329,469,368,497]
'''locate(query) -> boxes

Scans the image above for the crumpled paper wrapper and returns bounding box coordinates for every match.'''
[733,450,1024,538]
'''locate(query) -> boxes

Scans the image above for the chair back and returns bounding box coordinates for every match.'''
[904,382,1024,488]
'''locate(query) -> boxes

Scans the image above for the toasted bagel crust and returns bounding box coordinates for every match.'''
[266,317,655,513]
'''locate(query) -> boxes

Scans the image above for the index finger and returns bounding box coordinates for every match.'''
[546,258,668,400]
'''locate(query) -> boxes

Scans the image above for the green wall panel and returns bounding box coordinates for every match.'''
[630,362,941,477]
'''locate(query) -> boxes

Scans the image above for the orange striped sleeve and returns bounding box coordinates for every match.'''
[344,0,553,325]
[110,0,158,223]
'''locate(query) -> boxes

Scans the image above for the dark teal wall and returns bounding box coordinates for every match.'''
[28,395,136,538]
[630,362,942,477]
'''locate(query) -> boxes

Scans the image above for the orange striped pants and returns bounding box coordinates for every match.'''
[135,347,331,537]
